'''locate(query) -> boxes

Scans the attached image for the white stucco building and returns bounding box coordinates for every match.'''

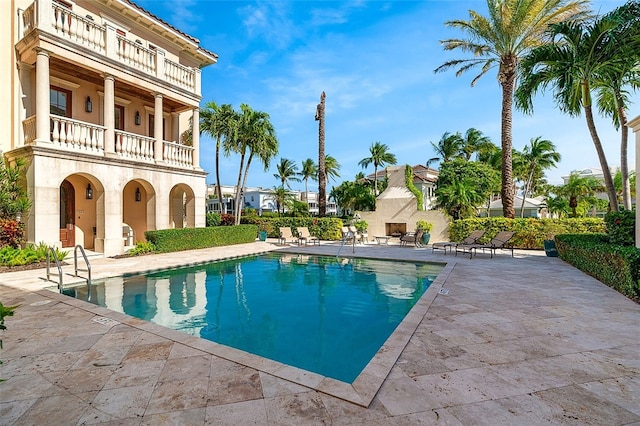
[2,0,217,255]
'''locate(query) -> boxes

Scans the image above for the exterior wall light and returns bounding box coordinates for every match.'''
[86,183,93,199]
[135,111,141,125]
[85,96,92,113]
[135,187,141,202]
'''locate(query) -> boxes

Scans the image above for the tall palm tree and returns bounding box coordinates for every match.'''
[200,102,237,207]
[232,104,278,224]
[427,132,463,166]
[358,141,397,196]
[595,1,640,210]
[515,17,635,212]
[517,137,561,217]
[274,158,300,189]
[434,0,588,218]
[315,92,327,216]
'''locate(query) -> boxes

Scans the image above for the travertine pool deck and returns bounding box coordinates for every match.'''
[0,240,639,425]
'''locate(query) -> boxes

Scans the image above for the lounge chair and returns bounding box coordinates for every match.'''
[278,227,298,245]
[432,230,486,254]
[400,229,424,247]
[455,231,515,259]
[297,227,320,246]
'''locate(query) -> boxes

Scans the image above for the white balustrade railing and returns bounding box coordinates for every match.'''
[116,36,156,74]
[19,1,199,95]
[50,115,105,153]
[163,140,194,168]
[22,116,36,145]
[115,130,155,162]
[51,3,106,54]
[164,60,196,92]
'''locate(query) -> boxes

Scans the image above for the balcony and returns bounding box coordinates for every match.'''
[22,115,195,169]
[18,0,200,95]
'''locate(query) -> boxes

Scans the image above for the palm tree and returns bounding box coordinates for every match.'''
[436,174,486,220]
[460,128,494,161]
[595,1,640,210]
[324,155,341,182]
[232,104,278,224]
[517,137,561,217]
[358,141,397,196]
[315,92,327,216]
[427,132,463,166]
[268,186,295,216]
[515,16,636,212]
[200,102,237,207]
[434,0,588,218]
[299,158,317,203]
[558,172,603,217]
[274,158,300,189]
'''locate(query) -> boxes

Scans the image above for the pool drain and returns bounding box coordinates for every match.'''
[438,288,451,295]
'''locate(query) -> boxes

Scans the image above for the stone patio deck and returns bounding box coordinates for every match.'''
[0,240,638,425]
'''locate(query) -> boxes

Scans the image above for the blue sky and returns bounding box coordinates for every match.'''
[136,0,635,191]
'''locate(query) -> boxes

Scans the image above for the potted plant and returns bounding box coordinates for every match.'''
[416,220,433,245]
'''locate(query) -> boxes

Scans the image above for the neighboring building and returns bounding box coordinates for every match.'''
[2,0,216,255]
[300,191,337,215]
[480,195,550,218]
[205,184,337,215]
[366,164,438,211]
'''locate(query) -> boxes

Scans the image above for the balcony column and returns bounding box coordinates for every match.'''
[34,48,50,145]
[171,112,179,142]
[154,93,164,162]
[36,0,52,30]
[103,74,115,156]
[195,68,202,96]
[192,107,200,169]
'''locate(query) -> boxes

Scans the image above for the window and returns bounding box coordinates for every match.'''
[50,86,72,117]
[114,105,125,130]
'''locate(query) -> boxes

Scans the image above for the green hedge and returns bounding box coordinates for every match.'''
[449,217,606,249]
[241,217,344,240]
[555,234,640,298]
[145,225,258,253]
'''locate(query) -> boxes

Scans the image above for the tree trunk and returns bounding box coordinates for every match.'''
[215,139,223,213]
[234,151,246,225]
[617,100,631,210]
[498,57,516,219]
[238,153,254,225]
[316,92,326,216]
[584,103,619,212]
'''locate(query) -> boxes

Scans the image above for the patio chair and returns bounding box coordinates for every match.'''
[455,231,515,259]
[399,229,424,247]
[297,227,320,246]
[278,227,298,245]
[432,230,485,255]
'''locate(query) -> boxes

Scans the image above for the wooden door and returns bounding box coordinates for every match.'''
[59,180,75,247]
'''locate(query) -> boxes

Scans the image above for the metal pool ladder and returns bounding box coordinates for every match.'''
[74,245,93,301]
[46,246,63,292]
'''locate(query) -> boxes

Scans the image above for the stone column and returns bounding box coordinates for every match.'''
[154,93,163,162]
[191,107,200,169]
[34,48,50,145]
[17,62,34,147]
[627,115,640,248]
[103,74,115,155]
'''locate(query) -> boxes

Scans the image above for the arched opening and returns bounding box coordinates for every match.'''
[59,175,103,250]
[169,184,196,228]
[123,180,155,245]
[59,180,75,247]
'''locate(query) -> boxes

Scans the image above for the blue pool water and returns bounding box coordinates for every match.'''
[65,253,442,383]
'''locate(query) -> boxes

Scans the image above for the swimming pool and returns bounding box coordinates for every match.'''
[64,252,443,383]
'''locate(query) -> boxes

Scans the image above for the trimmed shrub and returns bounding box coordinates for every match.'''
[449,217,606,249]
[605,210,635,246]
[0,243,66,267]
[205,212,222,227]
[242,216,344,240]
[145,225,258,253]
[555,233,640,298]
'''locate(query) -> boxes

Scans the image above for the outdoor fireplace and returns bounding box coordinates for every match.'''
[385,223,406,237]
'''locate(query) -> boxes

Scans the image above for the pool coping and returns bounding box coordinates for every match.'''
[38,249,454,408]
